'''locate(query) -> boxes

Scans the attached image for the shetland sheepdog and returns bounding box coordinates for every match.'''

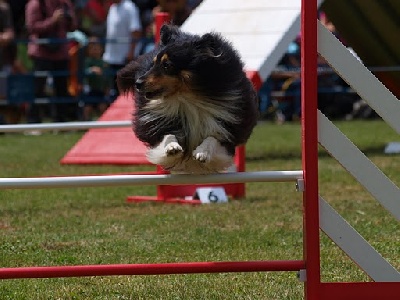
[117,24,258,174]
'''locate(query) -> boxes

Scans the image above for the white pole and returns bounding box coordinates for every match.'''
[0,121,131,133]
[0,171,303,189]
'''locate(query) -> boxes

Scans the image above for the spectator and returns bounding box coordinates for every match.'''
[134,0,194,56]
[259,40,301,123]
[136,11,156,56]
[277,39,302,122]
[82,37,110,120]
[72,0,89,31]
[7,0,27,38]
[103,0,141,98]
[133,0,157,55]
[25,0,78,123]
[0,0,15,100]
[82,0,108,37]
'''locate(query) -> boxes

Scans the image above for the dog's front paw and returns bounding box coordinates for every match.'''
[165,142,183,156]
[193,150,210,163]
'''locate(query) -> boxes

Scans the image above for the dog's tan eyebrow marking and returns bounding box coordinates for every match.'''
[161,54,169,62]
[153,56,157,63]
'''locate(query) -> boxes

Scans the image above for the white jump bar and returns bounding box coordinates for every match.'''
[0,171,303,189]
[0,120,131,133]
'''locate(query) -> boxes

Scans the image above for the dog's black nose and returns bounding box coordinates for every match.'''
[135,78,144,91]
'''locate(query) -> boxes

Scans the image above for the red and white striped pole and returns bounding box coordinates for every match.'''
[301,0,320,299]
[0,260,306,280]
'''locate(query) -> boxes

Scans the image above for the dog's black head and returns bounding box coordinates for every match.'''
[117,24,235,100]
[134,49,193,99]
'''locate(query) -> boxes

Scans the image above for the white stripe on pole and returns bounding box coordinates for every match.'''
[0,171,303,189]
[0,121,131,133]
[318,111,400,221]
[317,22,400,134]
[320,197,400,282]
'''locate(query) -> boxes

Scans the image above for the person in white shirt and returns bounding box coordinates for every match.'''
[103,0,141,97]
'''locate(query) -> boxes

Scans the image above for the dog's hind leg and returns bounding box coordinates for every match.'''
[193,137,234,171]
[146,134,184,167]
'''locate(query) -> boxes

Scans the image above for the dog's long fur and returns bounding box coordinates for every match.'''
[117,25,258,174]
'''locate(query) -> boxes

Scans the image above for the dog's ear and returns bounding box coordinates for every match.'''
[116,61,139,94]
[160,24,180,46]
[196,33,222,58]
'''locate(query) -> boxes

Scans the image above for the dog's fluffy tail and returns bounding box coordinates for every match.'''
[116,61,138,94]
[117,50,156,94]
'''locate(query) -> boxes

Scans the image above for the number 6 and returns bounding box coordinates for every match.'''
[208,191,219,203]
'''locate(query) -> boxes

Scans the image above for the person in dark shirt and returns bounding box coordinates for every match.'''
[0,0,15,99]
[82,37,110,120]
[25,0,78,122]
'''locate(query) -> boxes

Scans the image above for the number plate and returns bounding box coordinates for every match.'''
[193,187,228,204]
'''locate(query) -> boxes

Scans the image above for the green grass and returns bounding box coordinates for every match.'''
[0,120,399,299]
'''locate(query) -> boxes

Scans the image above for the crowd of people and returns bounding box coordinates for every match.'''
[0,1,368,126]
[0,0,202,125]
[258,10,361,123]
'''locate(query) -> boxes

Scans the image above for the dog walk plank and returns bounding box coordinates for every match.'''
[60,94,151,165]
[182,0,323,80]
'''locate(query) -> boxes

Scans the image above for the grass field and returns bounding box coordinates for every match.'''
[0,119,399,299]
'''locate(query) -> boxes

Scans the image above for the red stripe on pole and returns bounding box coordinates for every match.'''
[301,0,320,300]
[0,260,305,280]
[245,70,263,90]
[320,282,400,300]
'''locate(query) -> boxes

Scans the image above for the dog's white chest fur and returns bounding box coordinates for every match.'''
[143,93,237,173]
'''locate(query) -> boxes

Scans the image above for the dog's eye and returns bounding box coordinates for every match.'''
[162,61,172,71]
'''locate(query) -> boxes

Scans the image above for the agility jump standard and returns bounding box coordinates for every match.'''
[1,1,399,299]
[0,2,314,294]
